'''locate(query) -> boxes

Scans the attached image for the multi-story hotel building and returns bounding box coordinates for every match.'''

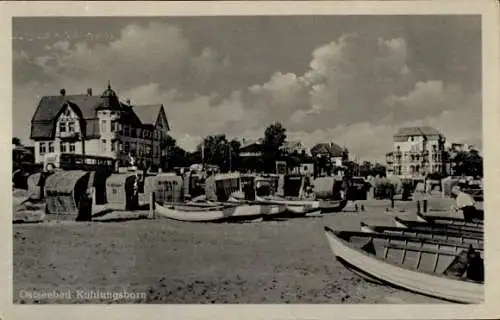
[386,126,446,179]
[30,82,170,169]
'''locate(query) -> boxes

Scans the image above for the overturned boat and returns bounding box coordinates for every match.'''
[360,222,483,248]
[324,226,484,304]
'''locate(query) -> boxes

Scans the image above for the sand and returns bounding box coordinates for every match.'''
[11,196,465,304]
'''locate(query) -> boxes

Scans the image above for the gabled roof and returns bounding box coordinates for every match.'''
[394,126,442,137]
[280,140,303,150]
[310,142,345,158]
[240,138,263,150]
[133,104,162,125]
[31,95,103,122]
[31,84,169,140]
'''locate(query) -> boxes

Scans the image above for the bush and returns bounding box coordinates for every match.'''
[374,181,395,199]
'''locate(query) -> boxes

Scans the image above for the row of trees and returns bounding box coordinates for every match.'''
[13,124,484,178]
[165,122,288,173]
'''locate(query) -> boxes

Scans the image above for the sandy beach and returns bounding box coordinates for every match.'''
[12,197,462,304]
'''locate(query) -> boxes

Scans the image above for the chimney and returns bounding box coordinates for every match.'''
[60,88,66,96]
[87,88,92,96]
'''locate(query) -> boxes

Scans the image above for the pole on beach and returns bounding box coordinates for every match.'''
[148,192,155,219]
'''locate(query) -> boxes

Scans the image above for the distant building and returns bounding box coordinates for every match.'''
[279,140,305,154]
[385,126,446,179]
[30,82,170,169]
[310,142,348,177]
[310,142,347,166]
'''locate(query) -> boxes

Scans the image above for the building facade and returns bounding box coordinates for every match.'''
[30,83,170,170]
[386,126,446,179]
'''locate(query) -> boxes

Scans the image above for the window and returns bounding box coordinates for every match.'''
[123,142,130,153]
[111,121,116,132]
[59,122,67,133]
[61,142,67,153]
[111,140,116,152]
[39,142,46,154]
[101,139,107,152]
[123,125,129,136]
[131,127,137,138]
[69,142,76,153]
[101,120,107,132]
[68,121,75,133]
[48,142,54,153]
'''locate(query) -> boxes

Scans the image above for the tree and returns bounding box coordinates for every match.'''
[451,149,483,177]
[359,161,373,177]
[196,134,239,172]
[343,160,359,178]
[262,122,287,172]
[372,163,387,177]
[12,137,22,146]
[162,134,179,170]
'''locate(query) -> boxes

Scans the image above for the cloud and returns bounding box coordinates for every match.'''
[13,25,481,161]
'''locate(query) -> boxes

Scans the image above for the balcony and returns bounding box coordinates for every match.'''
[58,132,81,140]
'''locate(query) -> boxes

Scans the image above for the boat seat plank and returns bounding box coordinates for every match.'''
[385,243,462,257]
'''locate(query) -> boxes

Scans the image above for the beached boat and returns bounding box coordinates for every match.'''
[324,226,484,304]
[154,201,285,222]
[395,216,483,234]
[393,217,483,238]
[360,222,483,248]
[318,199,348,213]
[255,195,320,214]
[416,212,483,227]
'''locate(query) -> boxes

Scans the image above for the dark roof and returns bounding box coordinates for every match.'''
[239,142,264,153]
[394,126,442,137]
[31,95,103,122]
[134,104,162,125]
[310,143,345,158]
[31,85,168,140]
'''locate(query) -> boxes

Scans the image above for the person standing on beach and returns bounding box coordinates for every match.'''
[450,185,481,221]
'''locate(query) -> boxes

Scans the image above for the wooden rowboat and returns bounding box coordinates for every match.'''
[324,226,484,304]
[395,216,483,234]
[255,195,320,214]
[394,217,483,238]
[360,222,483,248]
[416,212,483,227]
[228,195,319,215]
[154,202,285,222]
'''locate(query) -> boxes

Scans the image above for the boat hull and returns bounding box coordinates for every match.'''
[417,213,483,228]
[359,223,483,249]
[393,217,483,238]
[154,202,284,222]
[255,196,320,214]
[324,227,484,304]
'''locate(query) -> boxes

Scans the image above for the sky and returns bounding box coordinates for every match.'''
[12,15,482,162]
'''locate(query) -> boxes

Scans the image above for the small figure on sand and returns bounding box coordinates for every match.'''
[450,185,482,221]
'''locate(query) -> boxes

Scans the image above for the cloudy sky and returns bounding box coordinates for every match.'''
[13,16,481,162]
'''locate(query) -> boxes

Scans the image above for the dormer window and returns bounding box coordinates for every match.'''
[60,122,67,133]
[68,122,75,133]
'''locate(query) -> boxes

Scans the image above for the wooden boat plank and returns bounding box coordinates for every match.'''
[324,226,483,304]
